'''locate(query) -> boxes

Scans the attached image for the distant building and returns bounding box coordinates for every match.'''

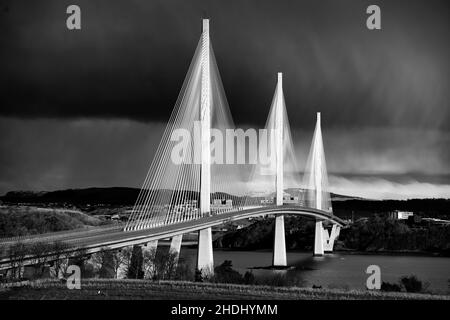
[261,197,274,205]
[211,199,233,212]
[283,193,299,204]
[261,192,302,205]
[273,192,300,205]
[389,210,414,220]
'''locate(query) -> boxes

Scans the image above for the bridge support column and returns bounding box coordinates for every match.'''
[170,235,183,268]
[197,228,214,277]
[323,225,340,253]
[272,215,287,266]
[314,220,324,256]
[197,19,213,279]
[146,240,158,252]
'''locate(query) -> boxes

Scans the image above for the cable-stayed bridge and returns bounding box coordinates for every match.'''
[0,19,347,274]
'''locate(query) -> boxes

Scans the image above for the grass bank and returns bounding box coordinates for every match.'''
[1,279,449,300]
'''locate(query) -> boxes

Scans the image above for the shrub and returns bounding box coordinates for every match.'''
[194,269,203,282]
[243,271,256,285]
[213,260,243,284]
[127,245,144,279]
[380,281,402,292]
[400,275,426,293]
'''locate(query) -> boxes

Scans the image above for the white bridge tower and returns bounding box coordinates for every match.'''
[197,19,214,276]
[272,73,287,267]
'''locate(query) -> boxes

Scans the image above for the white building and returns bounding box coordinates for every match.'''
[211,199,233,212]
[389,210,414,220]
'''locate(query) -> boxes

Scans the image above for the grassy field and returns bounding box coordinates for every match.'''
[1,279,449,300]
[0,205,108,237]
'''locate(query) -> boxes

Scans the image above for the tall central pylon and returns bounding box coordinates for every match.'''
[200,19,211,216]
[275,73,284,206]
[197,19,214,276]
[124,17,240,274]
[273,73,287,267]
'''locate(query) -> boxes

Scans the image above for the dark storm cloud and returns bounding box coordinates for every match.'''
[0,118,165,193]
[0,0,449,199]
[0,118,448,198]
[0,0,448,131]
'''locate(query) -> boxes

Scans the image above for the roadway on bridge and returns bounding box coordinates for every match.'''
[0,205,346,268]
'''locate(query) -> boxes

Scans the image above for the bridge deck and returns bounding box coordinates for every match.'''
[0,205,346,269]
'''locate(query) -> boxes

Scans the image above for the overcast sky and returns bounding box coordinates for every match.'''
[0,0,449,199]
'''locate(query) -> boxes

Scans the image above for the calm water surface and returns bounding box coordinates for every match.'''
[180,249,450,293]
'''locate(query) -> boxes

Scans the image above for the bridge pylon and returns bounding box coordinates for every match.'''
[273,72,287,267]
[197,18,214,277]
[303,112,338,256]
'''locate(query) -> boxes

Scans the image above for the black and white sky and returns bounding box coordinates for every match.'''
[0,0,449,199]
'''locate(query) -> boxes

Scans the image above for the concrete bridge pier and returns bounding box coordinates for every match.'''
[314,220,324,256]
[272,215,287,266]
[197,228,214,277]
[323,224,340,253]
[145,240,158,252]
[169,235,183,268]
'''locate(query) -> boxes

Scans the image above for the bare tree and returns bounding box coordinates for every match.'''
[117,247,133,279]
[142,247,158,279]
[127,245,144,279]
[8,241,30,280]
[146,249,179,280]
[92,248,118,278]
[30,241,53,278]
[111,249,126,278]
[50,241,72,278]
[92,249,106,275]
[68,247,90,276]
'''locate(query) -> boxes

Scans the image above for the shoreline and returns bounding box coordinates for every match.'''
[212,247,449,258]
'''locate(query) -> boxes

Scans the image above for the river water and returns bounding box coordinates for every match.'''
[179,249,450,293]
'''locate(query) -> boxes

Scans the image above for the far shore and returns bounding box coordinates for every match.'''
[211,247,450,258]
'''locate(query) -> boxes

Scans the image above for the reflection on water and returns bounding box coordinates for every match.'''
[180,249,450,293]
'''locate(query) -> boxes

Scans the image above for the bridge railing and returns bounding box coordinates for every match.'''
[124,203,342,232]
[0,223,125,244]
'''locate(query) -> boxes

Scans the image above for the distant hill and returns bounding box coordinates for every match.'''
[1,188,448,219]
[1,187,362,205]
[1,187,140,205]
[259,188,364,201]
[0,206,105,237]
[333,198,450,218]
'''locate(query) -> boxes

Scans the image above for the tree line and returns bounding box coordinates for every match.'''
[215,215,450,255]
[1,241,194,282]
